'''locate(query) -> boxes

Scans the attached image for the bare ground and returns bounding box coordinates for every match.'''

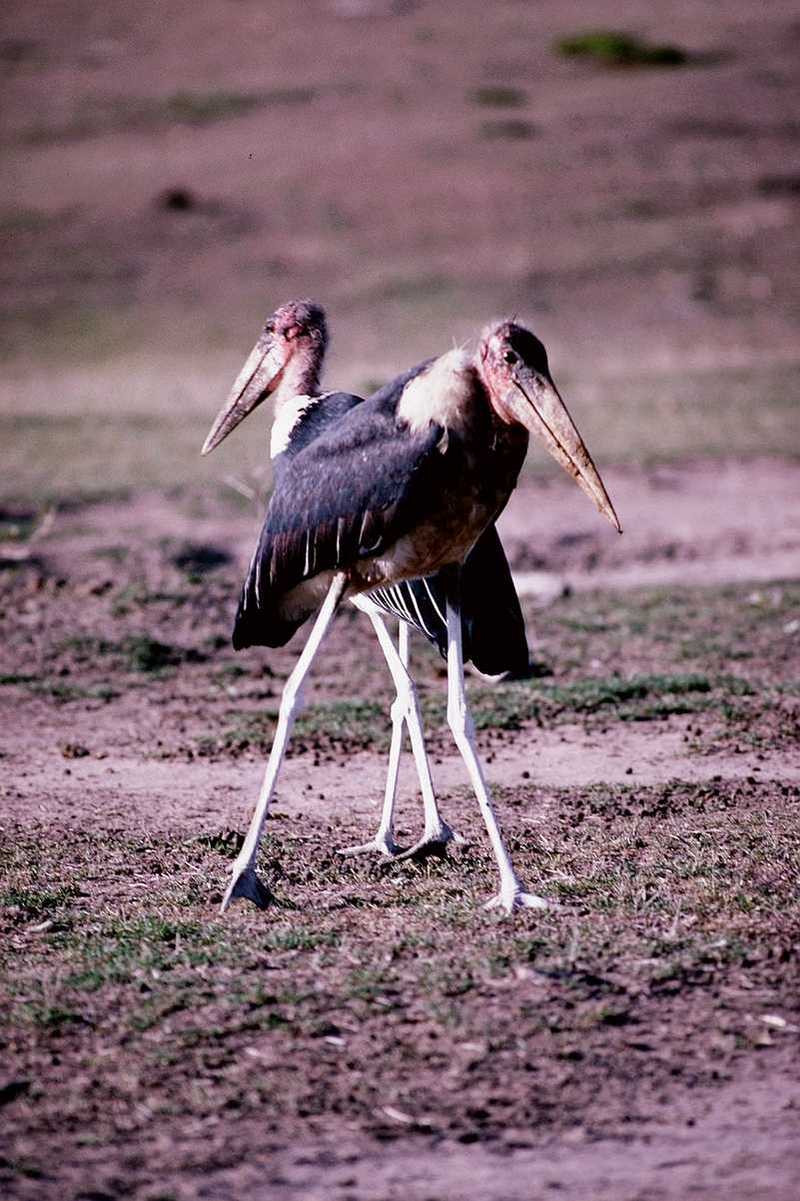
[2,462,799,1200]
[3,0,800,1195]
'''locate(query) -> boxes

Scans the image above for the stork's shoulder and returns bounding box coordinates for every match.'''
[270,390,363,460]
[288,385,440,465]
[395,348,475,434]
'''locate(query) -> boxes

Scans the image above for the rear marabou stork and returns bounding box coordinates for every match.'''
[203,306,621,913]
[203,301,530,866]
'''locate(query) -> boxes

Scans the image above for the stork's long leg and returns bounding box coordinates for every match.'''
[337,619,407,857]
[220,573,347,913]
[443,567,547,914]
[354,611,455,859]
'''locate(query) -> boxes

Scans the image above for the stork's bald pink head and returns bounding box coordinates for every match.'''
[478,320,621,533]
[268,299,328,356]
[202,299,328,455]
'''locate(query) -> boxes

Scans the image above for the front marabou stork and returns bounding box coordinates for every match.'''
[204,309,621,914]
[203,300,531,867]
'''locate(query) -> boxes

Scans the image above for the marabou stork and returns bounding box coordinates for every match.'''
[203,300,531,867]
[203,307,620,914]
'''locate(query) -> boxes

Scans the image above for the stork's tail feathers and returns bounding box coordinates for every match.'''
[231,519,529,673]
[367,526,529,678]
[232,576,310,649]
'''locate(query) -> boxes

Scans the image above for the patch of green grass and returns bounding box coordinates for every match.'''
[64,916,226,992]
[0,409,213,503]
[1,1158,45,1180]
[555,30,688,67]
[263,927,338,952]
[553,671,715,707]
[22,88,316,144]
[346,966,390,1002]
[419,961,476,996]
[527,582,798,749]
[197,662,771,760]
[468,86,527,108]
[48,680,120,703]
[560,363,800,468]
[295,699,387,743]
[464,671,738,731]
[0,208,52,236]
[2,775,799,1155]
[212,662,248,681]
[371,274,452,303]
[0,674,118,703]
[23,1005,87,1029]
[92,544,130,564]
[4,360,797,505]
[2,885,79,920]
[163,89,312,125]
[0,511,38,542]
[479,118,536,140]
[199,698,388,756]
[192,829,245,858]
[121,635,185,673]
[54,633,203,674]
[110,583,149,616]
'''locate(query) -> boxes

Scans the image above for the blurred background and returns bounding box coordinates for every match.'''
[1,0,798,500]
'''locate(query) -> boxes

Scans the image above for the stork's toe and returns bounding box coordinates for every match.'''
[337,833,401,858]
[484,887,548,915]
[382,821,462,865]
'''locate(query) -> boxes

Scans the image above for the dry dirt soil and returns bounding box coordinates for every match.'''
[2,465,799,1201]
[2,1,800,1199]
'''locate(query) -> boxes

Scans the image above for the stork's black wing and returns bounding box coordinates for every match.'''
[272,390,364,470]
[233,393,443,649]
[368,525,530,679]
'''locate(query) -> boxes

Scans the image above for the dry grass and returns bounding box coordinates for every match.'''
[2,777,798,1190]
[2,355,797,504]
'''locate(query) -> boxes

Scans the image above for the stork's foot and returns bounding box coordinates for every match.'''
[484,885,548,915]
[220,863,273,913]
[337,832,402,858]
[384,821,461,865]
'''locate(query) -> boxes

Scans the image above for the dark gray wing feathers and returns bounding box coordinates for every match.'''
[233,396,441,649]
[232,360,529,676]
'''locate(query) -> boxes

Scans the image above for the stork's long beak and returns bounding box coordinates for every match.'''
[505,367,622,533]
[201,331,286,455]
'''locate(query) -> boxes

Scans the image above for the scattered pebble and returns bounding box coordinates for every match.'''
[60,743,90,759]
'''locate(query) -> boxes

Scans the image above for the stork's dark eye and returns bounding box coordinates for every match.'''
[504,350,518,365]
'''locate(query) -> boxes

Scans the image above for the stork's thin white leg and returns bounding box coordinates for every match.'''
[364,613,456,860]
[338,619,406,857]
[444,582,547,914]
[220,574,347,913]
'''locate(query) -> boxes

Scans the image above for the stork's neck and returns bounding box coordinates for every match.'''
[276,345,323,409]
[268,343,326,459]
